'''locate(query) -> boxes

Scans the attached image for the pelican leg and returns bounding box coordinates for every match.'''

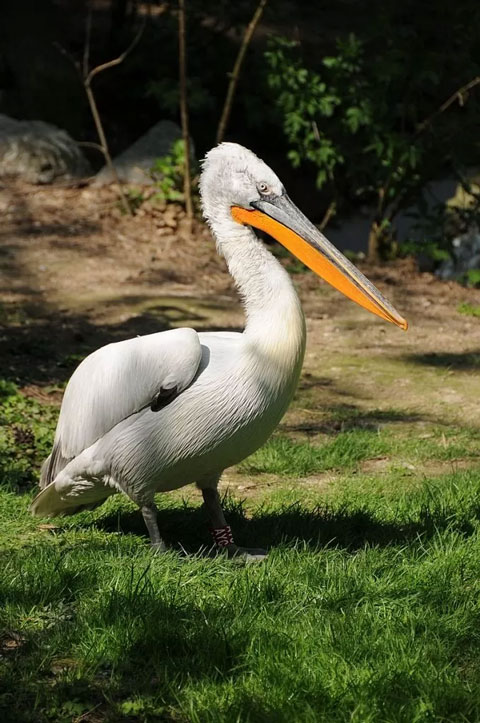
[200,485,267,562]
[141,502,167,553]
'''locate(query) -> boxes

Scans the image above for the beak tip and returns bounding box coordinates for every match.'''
[232,205,410,333]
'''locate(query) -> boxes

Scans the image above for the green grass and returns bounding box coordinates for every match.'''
[458,302,480,318]
[240,430,389,476]
[240,425,479,477]
[2,383,480,721]
[2,475,480,722]
[0,381,57,491]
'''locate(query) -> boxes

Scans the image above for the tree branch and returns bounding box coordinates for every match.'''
[367,76,480,260]
[216,0,268,144]
[56,10,146,215]
[318,199,336,232]
[416,76,480,136]
[84,10,145,214]
[178,0,193,221]
[87,17,145,84]
[83,8,92,79]
[76,140,105,154]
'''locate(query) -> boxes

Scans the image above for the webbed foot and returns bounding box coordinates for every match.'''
[222,543,268,563]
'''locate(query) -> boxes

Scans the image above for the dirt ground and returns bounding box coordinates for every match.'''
[1,178,480,498]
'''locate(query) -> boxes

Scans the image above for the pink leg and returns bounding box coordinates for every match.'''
[199,482,267,562]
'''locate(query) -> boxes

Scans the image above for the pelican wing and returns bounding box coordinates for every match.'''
[41,328,202,486]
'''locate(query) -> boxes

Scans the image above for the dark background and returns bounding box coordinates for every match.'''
[1,0,480,235]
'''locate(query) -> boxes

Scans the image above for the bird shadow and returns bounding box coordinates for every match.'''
[87,495,478,555]
[285,403,424,436]
[404,350,480,371]
[0,575,260,718]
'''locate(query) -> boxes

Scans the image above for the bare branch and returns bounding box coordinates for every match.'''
[366,76,480,260]
[55,11,146,215]
[83,8,92,79]
[81,12,146,215]
[318,199,336,232]
[178,0,193,221]
[76,140,105,153]
[216,0,268,144]
[54,9,150,215]
[87,17,146,85]
[53,42,82,78]
[416,76,480,136]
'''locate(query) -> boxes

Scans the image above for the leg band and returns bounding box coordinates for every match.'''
[210,525,234,547]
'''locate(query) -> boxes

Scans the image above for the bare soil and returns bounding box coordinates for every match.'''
[1,178,480,498]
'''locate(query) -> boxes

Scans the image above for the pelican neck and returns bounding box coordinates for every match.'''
[220,225,306,359]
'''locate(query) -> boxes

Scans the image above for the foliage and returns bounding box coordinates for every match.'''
[146,76,214,117]
[458,302,480,317]
[265,34,426,204]
[129,4,257,151]
[463,269,480,288]
[147,138,199,209]
[264,0,480,258]
[399,180,480,268]
[397,197,454,263]
[123,139,198,213]
[123,187,146,214]
[0,381,56,492]
[150,139,188,203]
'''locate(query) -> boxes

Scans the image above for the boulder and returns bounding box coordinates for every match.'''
[0,114,91,184]
[94,120,184,186]
[436,225,480,280]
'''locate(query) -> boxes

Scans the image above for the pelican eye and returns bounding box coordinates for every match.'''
[258,182,271,195]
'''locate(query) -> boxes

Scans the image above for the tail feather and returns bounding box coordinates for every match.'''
[39,443,71,489]
[31,481,76,517]
[31,480,113,518]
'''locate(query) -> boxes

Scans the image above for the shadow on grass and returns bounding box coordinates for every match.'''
[0,586,253,722]
[285,403,424,435]
[2,489,476,723]
[405,351,480,371]
[89,495,478,555]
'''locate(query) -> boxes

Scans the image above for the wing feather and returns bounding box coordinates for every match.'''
[42,328,202,486]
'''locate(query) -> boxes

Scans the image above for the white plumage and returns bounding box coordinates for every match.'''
[32,143,406,558]
[53,328,202,462]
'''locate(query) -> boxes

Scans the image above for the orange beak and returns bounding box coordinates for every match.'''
[231,196,407,330]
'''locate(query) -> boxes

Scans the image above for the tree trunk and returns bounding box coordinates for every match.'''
[178,0,193,222]
[216,0,268,144]
[367,221,381,263]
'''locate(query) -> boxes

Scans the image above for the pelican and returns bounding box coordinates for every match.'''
[32,143,407,559]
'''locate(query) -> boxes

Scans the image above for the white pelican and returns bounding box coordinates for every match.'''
[32,143,407,560]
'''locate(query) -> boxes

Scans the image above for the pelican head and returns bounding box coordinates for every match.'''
[200,142,407,330]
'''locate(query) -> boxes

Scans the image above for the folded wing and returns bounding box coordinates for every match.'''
[40,327,202,487]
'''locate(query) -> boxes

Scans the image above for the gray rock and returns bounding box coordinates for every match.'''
[436,225,480,280]
[0,114,91,184]
[94,120,184,186]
